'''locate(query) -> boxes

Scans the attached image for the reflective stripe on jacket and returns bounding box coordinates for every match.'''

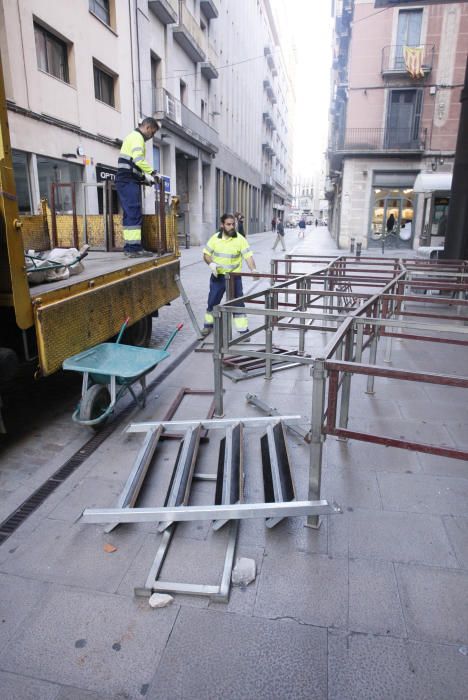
[203,231,252,274]
[117,129,153,180]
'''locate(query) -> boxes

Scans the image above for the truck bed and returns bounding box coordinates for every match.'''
[28,251,167,298]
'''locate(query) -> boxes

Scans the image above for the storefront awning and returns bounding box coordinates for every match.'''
[413,172,452,193]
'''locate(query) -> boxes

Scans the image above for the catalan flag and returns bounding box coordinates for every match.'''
[403,46,424,79]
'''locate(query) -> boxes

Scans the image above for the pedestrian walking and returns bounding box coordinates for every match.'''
[315,218,318,227]
[115,117,160,258]
[272,218,286,251]
[298,217,306,239]
[201,213,258,339]
[271,216,277,232]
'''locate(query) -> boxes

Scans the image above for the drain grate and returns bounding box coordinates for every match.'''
[0,339,199,544]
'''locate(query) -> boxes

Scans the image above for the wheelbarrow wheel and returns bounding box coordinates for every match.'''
[79,384,111,429]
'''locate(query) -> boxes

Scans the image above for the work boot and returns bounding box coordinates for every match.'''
[201,327,212,337]
[124,249,155,258]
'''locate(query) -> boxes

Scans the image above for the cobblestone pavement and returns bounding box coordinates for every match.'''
[0,227,466,700]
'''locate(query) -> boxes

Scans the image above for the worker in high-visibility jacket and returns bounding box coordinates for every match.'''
[201,213,258,339]
[116,117,160,257]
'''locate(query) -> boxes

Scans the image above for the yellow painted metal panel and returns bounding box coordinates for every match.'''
[34,260,180,375]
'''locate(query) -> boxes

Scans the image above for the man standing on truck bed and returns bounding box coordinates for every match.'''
[116,117,160,258]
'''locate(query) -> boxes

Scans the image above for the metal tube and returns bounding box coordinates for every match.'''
[213,309,224,417]
[307,359,326,528]
[265,291,273,379]
[81,500,340,524]
[366,323,378,395]
[338,331,353,437]
[175,275,204,339]
[127,415,303,432]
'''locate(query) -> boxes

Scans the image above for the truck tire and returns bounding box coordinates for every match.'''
[79,384,111,430]
[120,315,153,347]
[0,348,19,382]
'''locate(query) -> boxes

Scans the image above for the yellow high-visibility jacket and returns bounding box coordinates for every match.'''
[203,231,253,274]
[117,129,154,180]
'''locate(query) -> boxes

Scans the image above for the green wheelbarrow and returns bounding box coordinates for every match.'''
[63,320,183,429]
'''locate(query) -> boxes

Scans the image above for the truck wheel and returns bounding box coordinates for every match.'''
[121,315,153,347]
[0,348,19,382]
[79,385,111,429]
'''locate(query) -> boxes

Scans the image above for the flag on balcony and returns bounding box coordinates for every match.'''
[403,46,424,79]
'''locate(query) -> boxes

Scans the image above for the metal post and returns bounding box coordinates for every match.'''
[213,309,224,417]
[270,258,275,286]
[338,329,353,438]
[366,322,378,395]
[350,237,355,254]
[265,290,273,379]
[307,358,326,529]
[175,275,204,339]
[225,273,233,342]
[298,280,306,355]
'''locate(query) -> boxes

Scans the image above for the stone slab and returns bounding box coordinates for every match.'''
[443,516,468,569]
[417,451,468,478]
[349,558,406,637]
[148,607,327,700]
[325,437,421,473]
[0,671,60,700]
[329,510,458,567]
[395,563,468,644]
[254,550,348,628]
[377,472,468,516]
[328,629,468,700]
[0,586,178,698]
[322,466,382,511]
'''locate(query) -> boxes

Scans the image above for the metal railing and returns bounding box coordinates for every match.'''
[153,87,182,125]
[381,44,435,74]
[180,103,219,148]
[333,127,426,152]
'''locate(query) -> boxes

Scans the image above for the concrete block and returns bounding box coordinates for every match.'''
[254,550,348,628]
[328,629,468,700]
[149,593,174,608]
[231,557,256,586]
[377,472,468,516]
[349,559,406,637]
[329,510,458,567]
[395,563,468,644]
[148,607,327,700]
[0,586,178,698]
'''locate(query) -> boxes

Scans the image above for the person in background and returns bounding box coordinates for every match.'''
[236,212,245,237]
[386,212,395,234]
[116,117,160,258]
[271,216,277,232]
[201,213,258,339]
[298,216,306,239]
[272,217,286,251]
[315,218,318,227]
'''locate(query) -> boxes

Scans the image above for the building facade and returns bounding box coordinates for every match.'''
[0,0,293,246]
[326,0,468,250]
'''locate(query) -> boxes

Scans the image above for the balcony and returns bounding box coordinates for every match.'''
[148,0,178,24]
[153,88,182,124]
[180,103,219,151]
[264,46,277,76]
[153,88,219,153]
[262,174,274,189]
[200,44,218,80]
[263,79,277,104]
[200,0,218,20]
[173,4,206,63]
[381,44,434,77]
[332,127,426,153]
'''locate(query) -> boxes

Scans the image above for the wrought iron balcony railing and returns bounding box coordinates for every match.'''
[332,127,426,152]
[381,44,435,75]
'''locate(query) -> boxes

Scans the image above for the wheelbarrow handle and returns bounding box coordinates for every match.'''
[116,317,130,344]
[163,323,184,351]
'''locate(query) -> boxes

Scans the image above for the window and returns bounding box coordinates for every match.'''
[395,9,423,69]
[94,63,115,107]
[12,150,33,214]
[89,0,110,25]
[34,23,69,83]
[386,89,422,148]
[37,155,83,212]
[180,80,187,106]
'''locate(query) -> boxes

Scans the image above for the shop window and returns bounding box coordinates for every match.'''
[93,62,115,107]
[34,23,69,83]
[37,156,83,212]
[12,150,33,214]
[370,187,414,245]
[89,0,110,26]
[432,196,449,238]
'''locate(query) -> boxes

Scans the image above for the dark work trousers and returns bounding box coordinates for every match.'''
[207,274,245,312]
[115,174,143,252]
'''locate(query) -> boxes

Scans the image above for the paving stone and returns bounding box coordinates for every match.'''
[328,629,468,700]
[363,418,454,449]
[329,510,458,567]
[322,466,382,511]
[349,559,406,637]
[148,607,327,700]
[398,399,468,423]
[377,472,468,516]
[0,586,178,698]
[208,544,264,617]
[254,550,348,628]
[0,517,145,594]
[55,688,114,700]
[325,437,421,473]
[47,476,123,522]
[443,516,468,569]
[395,563,468,644]
[0,671,60,700]
[0,573,50,653]
[445,422,468,448]
[417,451,468,478]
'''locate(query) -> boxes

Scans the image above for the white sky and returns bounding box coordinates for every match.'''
[270,0,333,180]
